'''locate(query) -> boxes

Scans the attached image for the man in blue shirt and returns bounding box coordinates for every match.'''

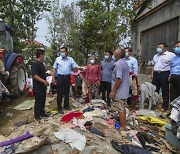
[52,47,80,114]
[170,41,180,102]
[124,47,139,104]
[124,47,138,75]
[100,50,115,106]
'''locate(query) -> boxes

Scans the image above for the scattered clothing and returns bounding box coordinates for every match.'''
[0,132,34,147]
[61,112,83,123]
[54,128,86,151]
[139,82,159,109]
[111,140,151,154]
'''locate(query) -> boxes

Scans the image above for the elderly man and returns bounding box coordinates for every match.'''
[170,41,180,102]
[52,47,80,114]
[109,48,130,130]
[151,43,175,111]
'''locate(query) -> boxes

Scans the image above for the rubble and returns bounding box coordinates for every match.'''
[0,98,178,153]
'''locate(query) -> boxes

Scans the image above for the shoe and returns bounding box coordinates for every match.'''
[64,107,71,110]
[58,110,64,114]
[34,116,41,122]
[41,113,49,118]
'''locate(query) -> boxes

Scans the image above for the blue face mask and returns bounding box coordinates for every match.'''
[43,56,46,61]
[175,47,180,55]
[60,52,66,58]
[156,48,163,54]
[104,55,109,60]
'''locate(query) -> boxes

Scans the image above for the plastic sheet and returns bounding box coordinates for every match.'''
[138,116,168,126]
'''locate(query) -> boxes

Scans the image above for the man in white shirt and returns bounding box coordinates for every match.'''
[151,43,175,111]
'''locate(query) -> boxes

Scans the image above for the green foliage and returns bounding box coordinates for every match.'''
[47,0,136,64]
[0,0,50,53]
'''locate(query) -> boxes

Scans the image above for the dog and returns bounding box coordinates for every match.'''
[139,82,159,110]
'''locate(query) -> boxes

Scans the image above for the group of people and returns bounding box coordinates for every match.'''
[31,41,180,130]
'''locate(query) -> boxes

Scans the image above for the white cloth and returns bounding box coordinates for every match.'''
[54,128,86,151]
[170,108,179,122]
[139,82,158,109]
[0,80,10,95]
[152,51,175,71]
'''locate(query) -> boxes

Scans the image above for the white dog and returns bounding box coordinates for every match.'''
[139,82,159,109]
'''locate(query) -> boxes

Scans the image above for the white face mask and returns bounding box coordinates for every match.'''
[125,52,129,58]
[90,59,95,64]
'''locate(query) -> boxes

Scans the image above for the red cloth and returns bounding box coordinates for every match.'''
[86,64,101,84]
[61,112,83,122]
[70,75,75,86]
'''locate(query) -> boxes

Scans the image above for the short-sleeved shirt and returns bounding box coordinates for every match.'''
[112,59,130,99]
[32,60,46,92]
[170,55,180,75]
[53,56,78,75]
[152,51,175,72]
[100,59,115,83]
[124,56,138,75]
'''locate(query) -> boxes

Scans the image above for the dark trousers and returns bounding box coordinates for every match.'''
[34,89,46,118]
[57,75,70,111]
[152,71,170,109]
[170,75,180,102]
[101,81,111,105]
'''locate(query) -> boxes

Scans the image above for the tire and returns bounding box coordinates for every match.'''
[9,64,26,96]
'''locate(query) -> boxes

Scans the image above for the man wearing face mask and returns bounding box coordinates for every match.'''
[100,50,115,106]
[32,49,49,121]
[124,47,138,75]
[170,41,180,102]
[52,47,80,114]
[124,47,139,103]
[151,43,175,111]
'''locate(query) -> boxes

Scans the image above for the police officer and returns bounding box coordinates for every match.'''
[32,49,49,121]
[52,47,81,114]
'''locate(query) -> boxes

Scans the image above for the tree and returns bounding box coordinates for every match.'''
[46,2,81,64]
[75,0,135,62]
[0,0,50,54]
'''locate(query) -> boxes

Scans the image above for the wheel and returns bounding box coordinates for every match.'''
[9,64,26,96]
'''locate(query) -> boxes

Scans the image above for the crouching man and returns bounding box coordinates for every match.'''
[32,49,49,121]
[109,48,130,130]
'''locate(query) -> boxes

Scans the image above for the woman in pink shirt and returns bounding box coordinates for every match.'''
[86,57,101,102]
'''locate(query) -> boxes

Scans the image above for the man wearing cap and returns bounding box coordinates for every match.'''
[0,49,5,83]
[52,47,81,114]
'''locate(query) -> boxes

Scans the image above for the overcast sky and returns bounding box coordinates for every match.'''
[35,0,76,47]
